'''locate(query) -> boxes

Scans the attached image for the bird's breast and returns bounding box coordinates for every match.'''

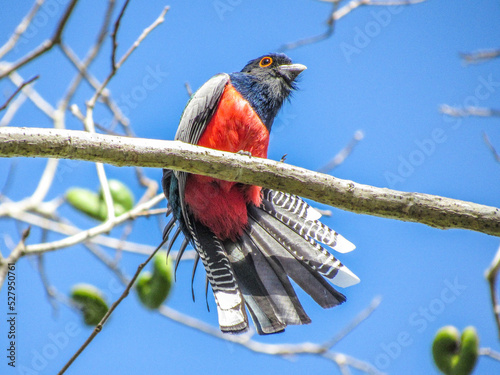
[185,83,270,241]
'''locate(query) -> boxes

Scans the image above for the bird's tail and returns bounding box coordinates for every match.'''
[163,181,359,335]
[220,188,359,334]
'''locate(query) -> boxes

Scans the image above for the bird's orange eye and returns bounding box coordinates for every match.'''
[259,57,273,68]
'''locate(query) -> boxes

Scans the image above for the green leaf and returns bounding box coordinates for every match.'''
[71,284,109,326]
[432,325,479,375]
[136,252,173,309]
[66,188,107,221]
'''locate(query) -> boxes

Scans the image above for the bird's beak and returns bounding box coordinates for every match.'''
[278,63,307,80]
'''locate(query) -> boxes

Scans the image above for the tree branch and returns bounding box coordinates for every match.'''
[0,0,79,79]
[0,127,499,237]
[461,49,500,64]
[0,75,39,111]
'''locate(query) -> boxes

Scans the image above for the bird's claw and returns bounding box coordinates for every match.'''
[237,150,252,157]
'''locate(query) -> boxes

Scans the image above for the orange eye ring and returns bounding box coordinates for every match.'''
[259,56,273,68]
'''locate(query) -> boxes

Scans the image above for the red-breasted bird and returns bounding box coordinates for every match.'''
[162,53,359,335]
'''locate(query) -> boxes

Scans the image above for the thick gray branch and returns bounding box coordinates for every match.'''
[1,127,499,237]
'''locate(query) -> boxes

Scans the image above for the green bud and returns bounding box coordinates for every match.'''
[432,325,479,375]
[71,284,109,326]
[100,180,134,212]
[66,188,107,221]
[136,252,173,309]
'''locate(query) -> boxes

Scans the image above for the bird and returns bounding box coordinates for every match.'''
[161,53,359,335]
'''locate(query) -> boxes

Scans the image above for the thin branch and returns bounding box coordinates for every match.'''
[57,238,163,375]
[60,45,130,128]
[7,207,196,260]
[485,243,500,339]
[1,127,499,237]
[59,0,116,112]
[110,0,131,71]
[461,49,500,65]
[0,0,46,59]
[156,300,382,373]
[0,161,17,200]
[0,0,79,79]
[19,194,164,254]
[483,133,500,164]
[324,295,381,348]
[0,75,39,111]
[279,1,338,52]
[7,70,55,119]
[88,5,169,108]
[280,0,427,52]
[480,347,500,362]
[318,130,364,174]
[36,253,60,315]
[0,85,28,127]
[4,210,180,259]
[84,242,129,285]
[440,105,500,118]
[0,227,30,286]
[184,82,193,97]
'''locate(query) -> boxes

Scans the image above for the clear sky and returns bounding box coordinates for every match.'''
[1,0,500,374]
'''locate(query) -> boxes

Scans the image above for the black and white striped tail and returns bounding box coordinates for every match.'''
[164,188,359,335]
[189,220,248,333]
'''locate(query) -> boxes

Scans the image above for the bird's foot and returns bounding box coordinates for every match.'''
[237,150,252,157]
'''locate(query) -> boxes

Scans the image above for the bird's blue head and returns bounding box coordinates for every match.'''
[230,53,306,131]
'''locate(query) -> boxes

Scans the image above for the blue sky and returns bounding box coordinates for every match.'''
[1,0,500,374]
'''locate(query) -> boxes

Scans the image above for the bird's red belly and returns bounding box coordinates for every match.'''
[184,84,270,241]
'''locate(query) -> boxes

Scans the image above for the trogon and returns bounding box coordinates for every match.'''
[162,53,359,335]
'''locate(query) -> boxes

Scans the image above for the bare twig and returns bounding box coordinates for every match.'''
[36,253,60,315]
[89,5,169,107]
[0,0,45,59]
[7,207,196,260]
[184,82,193,97]
[480,347,500,361]
[318,130,364,173]
[280,0,427,51]
[20,194,164,254]
[461,49,500,65]
[59,0,116,112]
[57,238,163,375]
[0,227,30,286]
[156,300,383,374]
[0,0,79,79]
[485,243,500,339]
[110,0,131,71]
[0,85,28,127]
[324,296,381,348]
[1,127,499,237]
[84,242,129,285]
[483,133,500,164]
[7,70,55,119]
[0,161,17,200]
[440,105,500,118]
[0,75,39,112]
[279,1,338,52]
[60,45,130,128]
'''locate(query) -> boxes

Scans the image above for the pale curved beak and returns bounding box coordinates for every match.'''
[278,63,307,75]
[278,63,307,81]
